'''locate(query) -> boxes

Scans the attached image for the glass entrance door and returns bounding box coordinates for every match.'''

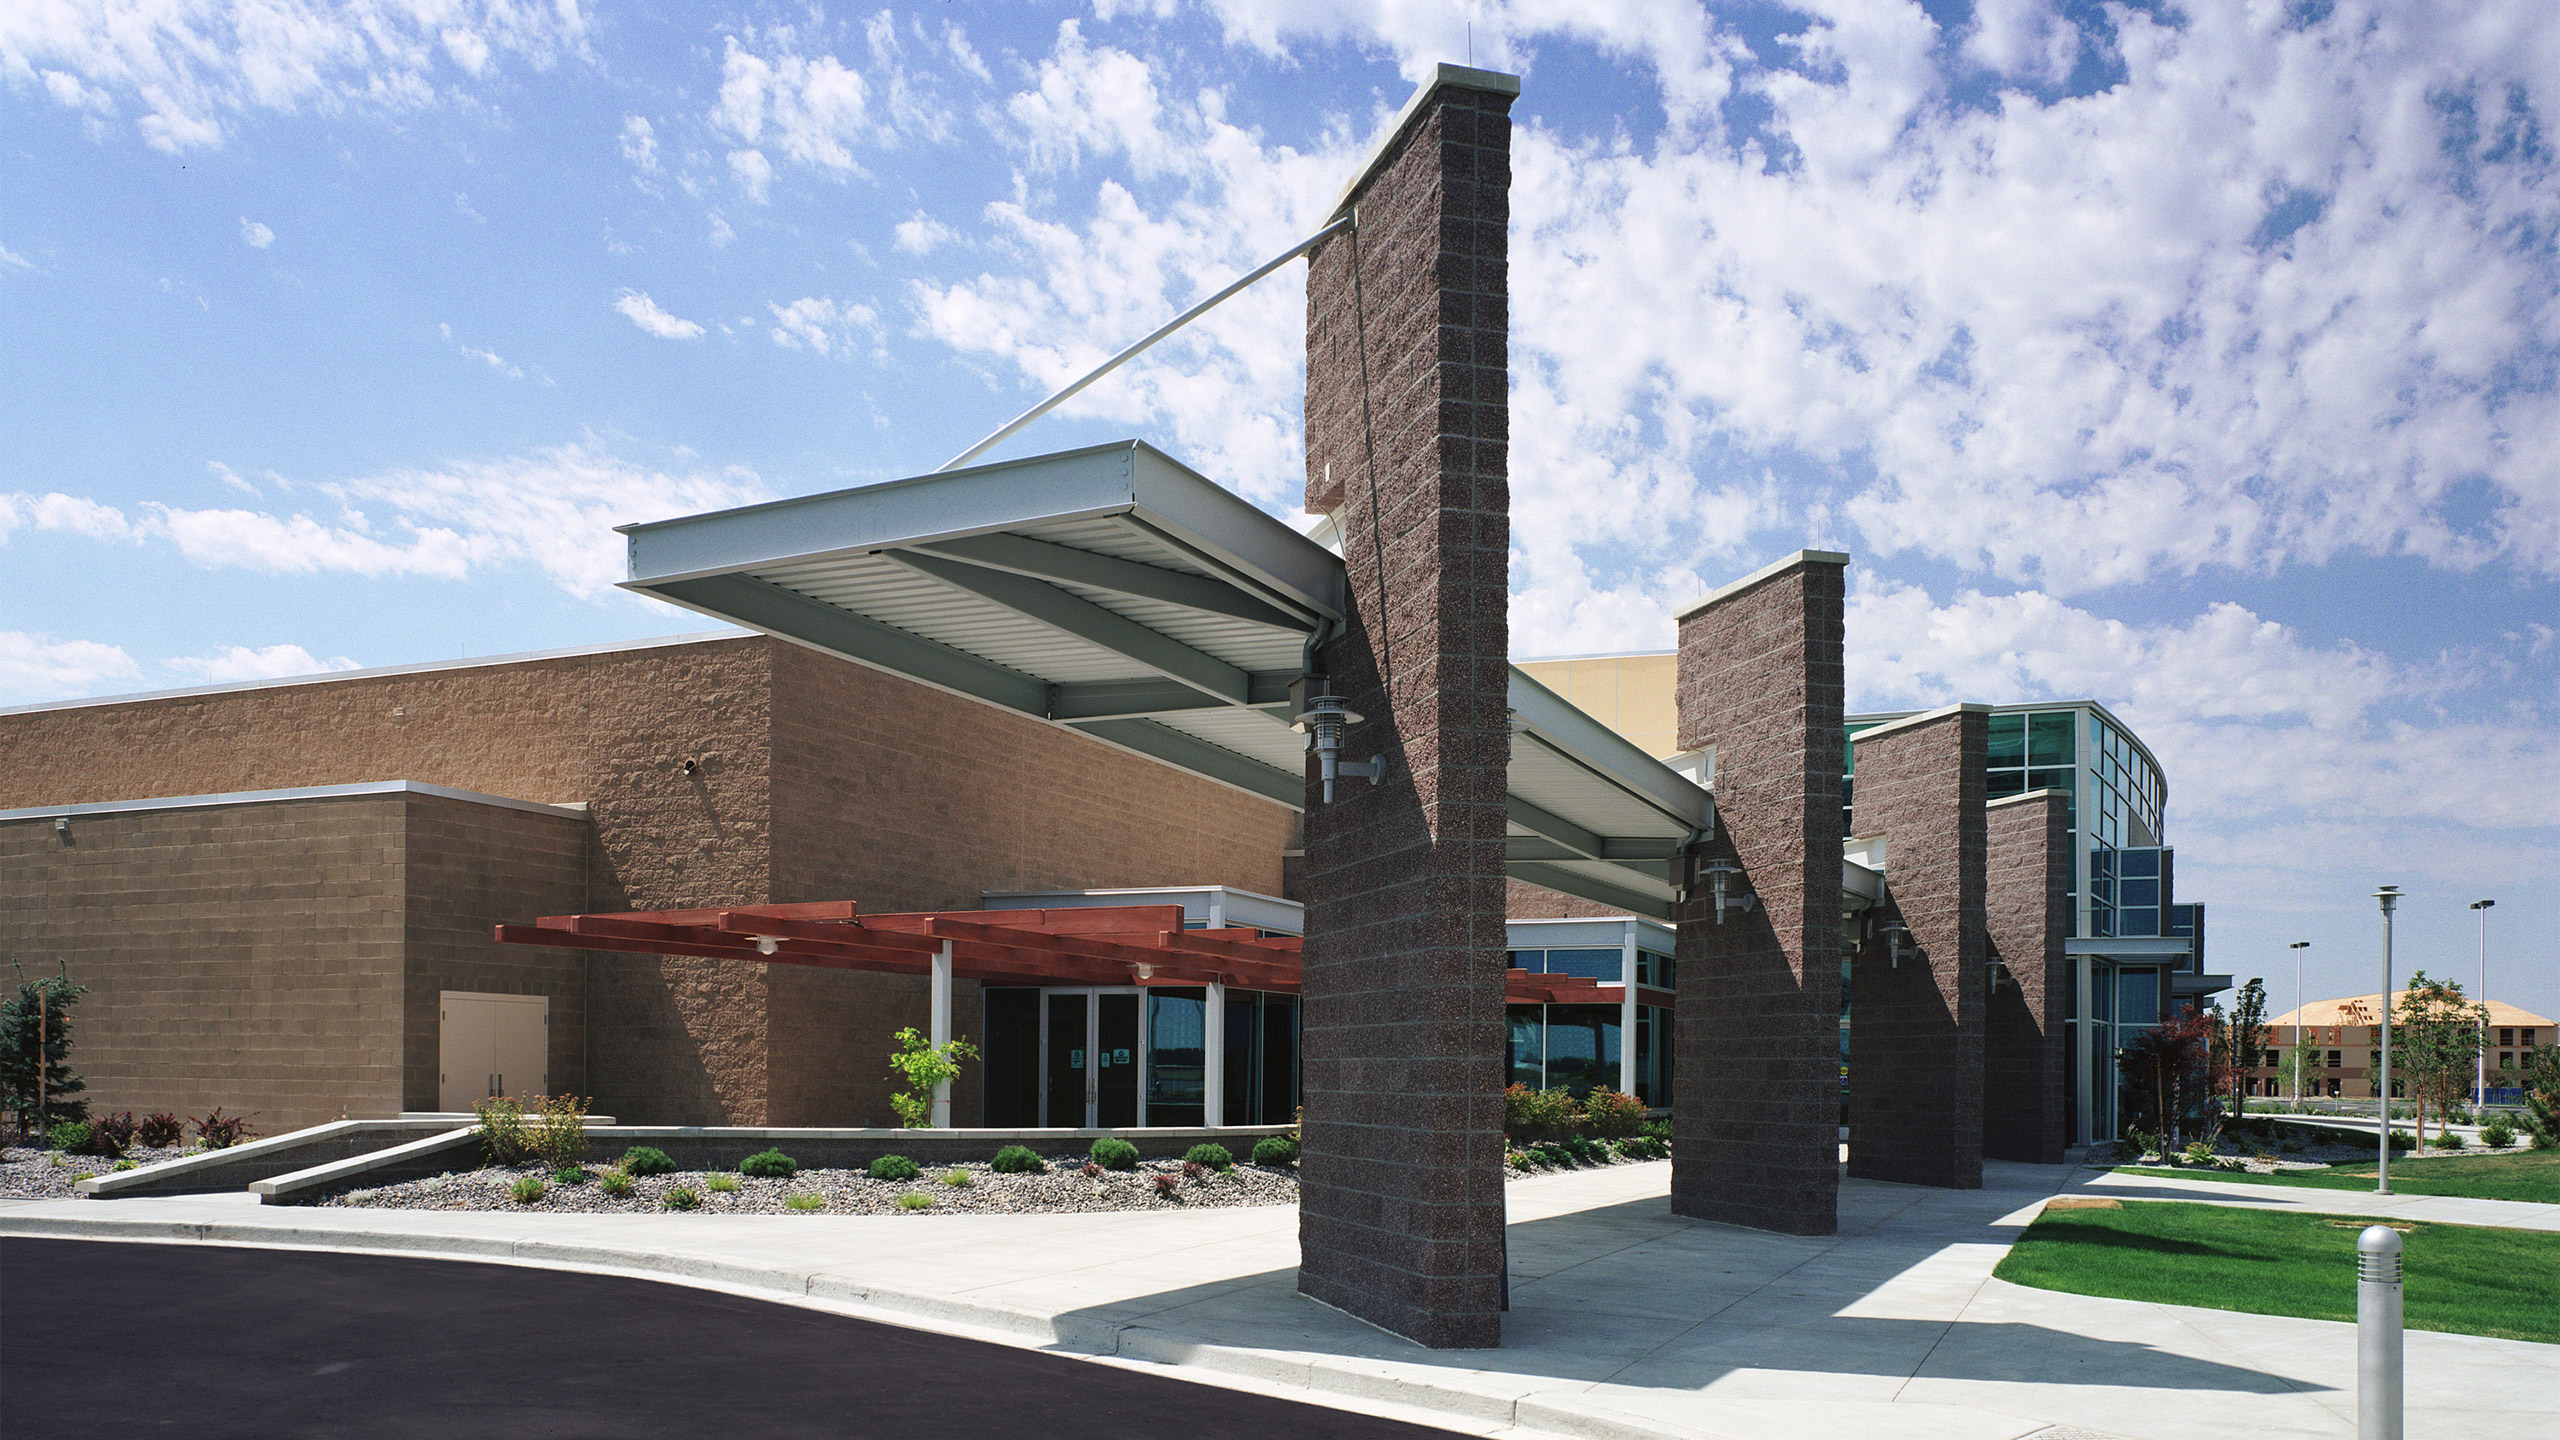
[1040,989,1142,1127]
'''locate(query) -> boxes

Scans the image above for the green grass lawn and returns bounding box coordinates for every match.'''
[1994,1201,2560,1344]
[2113,1147,2560,1203]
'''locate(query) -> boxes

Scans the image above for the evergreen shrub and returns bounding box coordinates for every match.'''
[1089,1137,1140,1171]
[990,1144,1046,1174]
[1182,1142,1233,1171]
[620,1146,677,1176]
[739,1148,798,1178]
[1250,1135,1298,1167]
[869,1154,921,1182]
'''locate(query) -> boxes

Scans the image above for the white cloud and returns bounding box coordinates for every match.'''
[166,643,360,683]
[439,322,522,378]
[613,290,704,340]
[701,21,957,200]
[767,296,881,358]
[727,147,774,202]
[707,211,736,248]
[0,240,31,272]
[239,217,273,249]
[618,114,658,172]
[206,460,259,497]
[2,445,770,600]
[893,212,954,255]
[0,0,592,152]
[0,631,139,701]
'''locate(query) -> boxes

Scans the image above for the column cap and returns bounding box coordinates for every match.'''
[1327,63,1522,220]
[1988,786,2072,811]
[1674,549,1850,620]
[1850,700,1990,745]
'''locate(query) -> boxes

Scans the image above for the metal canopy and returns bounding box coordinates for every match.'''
[620,440,1712,917]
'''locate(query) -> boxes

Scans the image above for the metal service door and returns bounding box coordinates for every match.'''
[438,991,549,1110]
[1045,992,1089,1127]
[1095,993,1140,1128]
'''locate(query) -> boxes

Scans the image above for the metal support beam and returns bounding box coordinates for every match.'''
[885,549,1250,705]
[921,532,1314,631]
[1049,676,1295,722]
[1503,835,1684,864]
[1507,861,1675,920]
[1506,795,1606,860]
[1067,718,1304,808]
[647,574,1047,715]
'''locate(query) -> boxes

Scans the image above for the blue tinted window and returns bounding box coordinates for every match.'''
[2119,878,2159,907]
[2030,712,2075,765]
[1988,714,2026,766]
[2118,969,2159,1025]
[2119,849,2160,878]
[2029,767,2075,794]
[1544,948,1624,981]
[1507,950,1540,971]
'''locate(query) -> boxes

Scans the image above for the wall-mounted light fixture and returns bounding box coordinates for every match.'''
[55,816,70,835]
[1987,959,2015,993]
[1699,857,1756,924]
[1876,919,1915,968]
[1294,691,1388,804]
[753,936,779,955]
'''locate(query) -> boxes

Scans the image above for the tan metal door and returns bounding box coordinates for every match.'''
[438,992,550,1110]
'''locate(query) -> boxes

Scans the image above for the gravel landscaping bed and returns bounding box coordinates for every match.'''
[0,1144,194,1199]
[324,1154,1303,1215]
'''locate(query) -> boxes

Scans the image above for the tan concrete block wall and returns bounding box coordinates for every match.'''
[0,796,410,1133]
[398,793,592,1113]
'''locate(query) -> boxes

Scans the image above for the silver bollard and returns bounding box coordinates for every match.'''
[2358,1225,2403,1440]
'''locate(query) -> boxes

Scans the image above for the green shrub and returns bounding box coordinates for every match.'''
[1503,1083,1581,1141]
[707,1173,739,1193]
[1581,1087,1647,1138]
[940,1167,972,1187]
[2181,1140,2216,1166]
[897,1190,934,1211]
[869,1154,921,1182]
[886,1027,982,1129]
[597,1170,634,1196]
[554,1166,589,1186]
[2481,1118,2517,1149]
[1615,1135,1668,1160]
[620,1146,676,1177]
[784,1192,825,1212]
[2387,1129,2415,1151]
[1508,1150,1535,1171]
[738,1148,798,1178]
[662,1186,700,1211]
[2430,1129,2466,1150]
[1250,1135,1298,1167]
[111,1158,139,1171]
[1182,1142,1234,1171]
[509,1175,547,1204]
[530,1094,590,1170]
[990,1144,1046,1174]
[47,1121,91,1154]
[1637,1118,1672,1142]
[1089,1137,1140,1171]
[474,1097,535,1166]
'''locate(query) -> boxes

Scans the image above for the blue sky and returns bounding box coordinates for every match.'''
[3,1,2554,1019]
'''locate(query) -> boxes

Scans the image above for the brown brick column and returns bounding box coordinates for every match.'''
[1671,551,1847,1234]
[1845,705,1987,1189]
[1294,65,1516,1351]
[1984,788,2069,1163]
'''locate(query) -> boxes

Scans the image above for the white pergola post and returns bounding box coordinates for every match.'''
[1204,982,1227,1127]
[1619,921,1640,1098]
[930,939,954,1128]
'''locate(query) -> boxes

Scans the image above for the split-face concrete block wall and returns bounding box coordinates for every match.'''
[1298,65,1518,1349]
[1671,552,1848,1235]
[1985,788,2070,1163]
[1845,705,1988,1189]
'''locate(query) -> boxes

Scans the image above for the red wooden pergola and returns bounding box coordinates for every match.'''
[493,902,1670,1008]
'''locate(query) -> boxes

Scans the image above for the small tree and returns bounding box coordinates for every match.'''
[2520,1044,2560,1149]
[2117,1007,2215,1145]
[2225,978,2268,1117]
[886,1028,979,1129]
[0,960,88,1135]
[2392,971,2486,1146]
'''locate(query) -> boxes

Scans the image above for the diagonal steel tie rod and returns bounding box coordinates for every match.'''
[936,214,1355,473]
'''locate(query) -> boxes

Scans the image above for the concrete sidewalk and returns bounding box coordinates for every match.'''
[4,1161,2554,1440]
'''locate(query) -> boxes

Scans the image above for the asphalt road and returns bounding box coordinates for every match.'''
[3,1238,1461,1439]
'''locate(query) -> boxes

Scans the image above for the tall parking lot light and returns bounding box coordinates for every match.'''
[2470,899,2494,1108]
[2373,886,2400,1196]
[2290,940,2310,1106]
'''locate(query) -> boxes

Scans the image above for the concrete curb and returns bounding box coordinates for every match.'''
[0,1210,1642,1439]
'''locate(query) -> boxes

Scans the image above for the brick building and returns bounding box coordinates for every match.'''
[1,633,1295,1131]
[2249,994,2553,1100]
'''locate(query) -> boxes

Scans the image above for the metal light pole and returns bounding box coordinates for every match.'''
[2358,1224,2404,1440]
[2374,886,2399,1196]
[2470,899,2494,1109]
[2290,940,2311,1107]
